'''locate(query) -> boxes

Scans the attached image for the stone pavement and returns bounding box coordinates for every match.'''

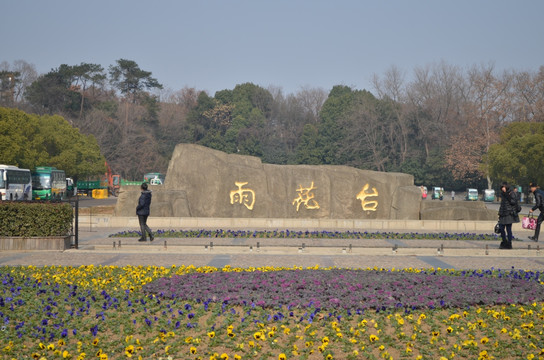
[1,225,543,271]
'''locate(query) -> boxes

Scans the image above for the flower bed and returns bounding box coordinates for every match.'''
[1,265,543,359]
[110,229,501,241]
[143,269,544,311]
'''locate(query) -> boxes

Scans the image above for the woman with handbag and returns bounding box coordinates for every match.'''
[498,182,520,249]
[528,182,544,242]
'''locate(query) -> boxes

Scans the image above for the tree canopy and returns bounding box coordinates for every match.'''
[109,59,162,102]
[0,107,105,178]
[487,122,544,188]
[1,58,543,188]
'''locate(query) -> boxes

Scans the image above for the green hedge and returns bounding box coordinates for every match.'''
[0,202,73,237]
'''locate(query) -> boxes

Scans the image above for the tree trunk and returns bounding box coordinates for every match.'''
[79,94,85,120]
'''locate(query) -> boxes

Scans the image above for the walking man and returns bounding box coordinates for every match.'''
[529,182,544,242]
[137,182,154,242]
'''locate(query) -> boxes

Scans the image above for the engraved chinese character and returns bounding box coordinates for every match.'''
[292,181,320,211]
[356,183,379,211]
[230,181,255,210]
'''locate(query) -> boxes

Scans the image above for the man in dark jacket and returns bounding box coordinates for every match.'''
[529,182,544,242]
[136,182,154,242]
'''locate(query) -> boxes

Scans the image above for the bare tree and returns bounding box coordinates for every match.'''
[157,86,199,145]
[11,60,38,104]
[267,87,308,155]
[342,96,388,171]
[295,86,327,123]
[407,61,464,160]
[446,63,511,188]
[372,65,410,165]
[0,60,38,107]
[163,86,200,109]
[70,63,106,120]
[510,67,544,122]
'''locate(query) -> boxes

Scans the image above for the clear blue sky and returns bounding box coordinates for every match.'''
[2,0,543,96]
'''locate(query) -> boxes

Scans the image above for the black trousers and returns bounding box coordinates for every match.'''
[534,212,544,240]
[138,215,153,241]
[499,223,513,244]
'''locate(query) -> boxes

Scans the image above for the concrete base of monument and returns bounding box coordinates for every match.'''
[78,215,518,233]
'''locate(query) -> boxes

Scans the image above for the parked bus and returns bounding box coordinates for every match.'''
[465,188,479,201]
[0,165,32,200]
[31,166,67,200]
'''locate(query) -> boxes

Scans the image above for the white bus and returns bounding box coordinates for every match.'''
[0,165,32,200]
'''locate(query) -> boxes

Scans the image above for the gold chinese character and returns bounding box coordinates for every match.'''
[356,183,379,211]
[230,181,255,210]
[292,181,320,211]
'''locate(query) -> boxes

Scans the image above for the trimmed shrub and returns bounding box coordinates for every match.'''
[0,201,72,237]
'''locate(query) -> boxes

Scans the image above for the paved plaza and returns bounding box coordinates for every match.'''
[1,224,543,271]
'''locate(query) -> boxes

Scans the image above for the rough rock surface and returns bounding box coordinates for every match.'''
[420,200,497,221]
[115,144,420,219]
[114,144,496,221]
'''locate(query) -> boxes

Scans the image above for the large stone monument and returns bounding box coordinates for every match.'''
[115,144,421,219]
[114,144,497,221]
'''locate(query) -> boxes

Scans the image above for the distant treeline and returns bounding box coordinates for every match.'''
[1,59,543,189]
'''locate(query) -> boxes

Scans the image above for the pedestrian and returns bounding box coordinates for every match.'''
[497,182,520,249]
[513,186,520,202]
[136,182,154,242]
[528,182,544,242]
[451,190,455,201]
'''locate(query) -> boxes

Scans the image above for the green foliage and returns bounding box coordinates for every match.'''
[0,107,105,178]
[71,62,106,87]
[109,59,162,102]
[294,124,321,165]
[488,122,544,187]
[24,63,107,117]
[187,83,272,157]
[25,65,81,115]
[186,92,216,142]
[12,59,543,189]
[315,86,356,164]
[399,158,427,184]
[0,201,72,236]
[314,86,379,165]
[94,100,118,117]
[0,107,47,168]
[139,93,161,126]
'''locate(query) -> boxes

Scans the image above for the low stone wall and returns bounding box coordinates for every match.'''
[0,236,71,251]
[83,215,526,233]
